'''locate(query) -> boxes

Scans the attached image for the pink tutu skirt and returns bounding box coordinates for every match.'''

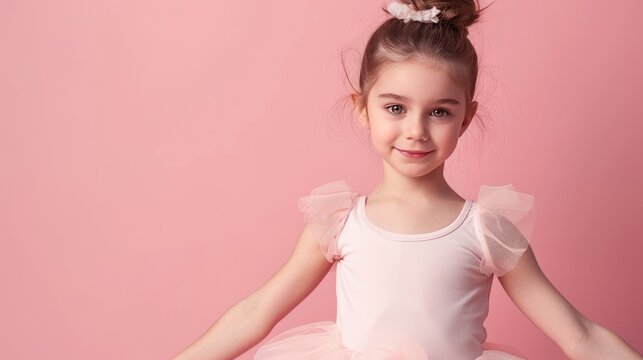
[255,321,526,360]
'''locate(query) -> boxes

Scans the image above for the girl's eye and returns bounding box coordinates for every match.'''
[431,108,450,117]
[386,104,405,115]
[385,105,450,118]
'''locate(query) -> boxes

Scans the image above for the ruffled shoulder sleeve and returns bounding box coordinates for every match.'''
[297,180,360,263]
[473,184,536,277]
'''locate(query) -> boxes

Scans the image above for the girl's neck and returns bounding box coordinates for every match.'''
[371,162,463,204]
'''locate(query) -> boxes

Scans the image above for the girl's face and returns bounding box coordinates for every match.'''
[356,58,477,179]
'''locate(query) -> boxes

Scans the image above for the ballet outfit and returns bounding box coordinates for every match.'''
[255,180,536,360]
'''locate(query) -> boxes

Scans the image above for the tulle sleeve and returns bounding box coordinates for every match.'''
[297,180,360,263]
[473,184,536,277]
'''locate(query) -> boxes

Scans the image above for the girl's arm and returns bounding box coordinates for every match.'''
[172,223,335,360]
[498,246,642,359]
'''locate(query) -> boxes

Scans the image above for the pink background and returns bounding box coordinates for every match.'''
[2,0,642,359]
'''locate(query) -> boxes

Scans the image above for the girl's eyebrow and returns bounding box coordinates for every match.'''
[377,93,461,105]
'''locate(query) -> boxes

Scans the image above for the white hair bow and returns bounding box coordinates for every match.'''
[386,1,441,24]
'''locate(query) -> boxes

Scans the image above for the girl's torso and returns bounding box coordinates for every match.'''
[335,195,493,359]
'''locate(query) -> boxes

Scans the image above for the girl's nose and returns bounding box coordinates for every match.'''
[404,115,428,141]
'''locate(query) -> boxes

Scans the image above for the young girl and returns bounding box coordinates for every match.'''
[173,1,641,359]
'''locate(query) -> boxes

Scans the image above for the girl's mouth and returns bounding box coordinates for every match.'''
[396,148,431,158]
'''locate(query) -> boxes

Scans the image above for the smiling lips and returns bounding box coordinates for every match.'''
[396,148,432,158]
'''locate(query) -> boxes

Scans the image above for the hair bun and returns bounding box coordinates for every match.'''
[398,0,483,35]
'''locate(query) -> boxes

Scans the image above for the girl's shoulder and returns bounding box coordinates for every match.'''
[297,180,360,263]
[298,180,360,212]
[472,184,536,277]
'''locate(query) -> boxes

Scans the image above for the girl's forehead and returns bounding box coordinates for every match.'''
[371,59,467,102]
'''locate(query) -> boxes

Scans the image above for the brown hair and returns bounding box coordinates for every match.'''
[347,0,493,116]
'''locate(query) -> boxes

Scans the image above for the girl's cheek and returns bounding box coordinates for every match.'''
[371,120,394,136]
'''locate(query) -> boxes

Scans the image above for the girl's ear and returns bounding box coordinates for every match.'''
[460,100,478,137]
[358,107,369,129]
[351,93,370,129]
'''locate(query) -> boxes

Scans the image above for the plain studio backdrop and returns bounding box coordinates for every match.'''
[1,0,642,359]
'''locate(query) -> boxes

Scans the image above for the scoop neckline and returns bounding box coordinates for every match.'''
[356,195,472,241]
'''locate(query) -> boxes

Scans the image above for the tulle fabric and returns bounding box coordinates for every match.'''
[259,182,534,359]
[254,321,527,360]
[474,184,536,277]
[297,180,360,263]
